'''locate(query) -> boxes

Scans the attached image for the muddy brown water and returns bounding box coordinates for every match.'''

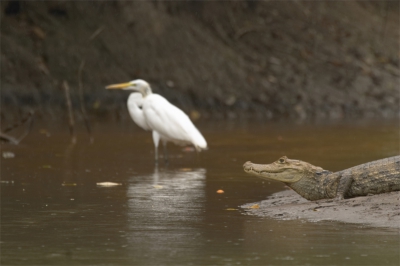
[1,119,399,265]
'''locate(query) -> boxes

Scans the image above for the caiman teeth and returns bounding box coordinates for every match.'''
[243,161,281,174]
[243,161,253,172]
[257,170,273,174]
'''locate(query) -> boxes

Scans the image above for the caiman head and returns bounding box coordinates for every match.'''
[243,156,335,201]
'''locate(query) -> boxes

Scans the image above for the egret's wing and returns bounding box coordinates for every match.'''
[143,94,207,150]
[127,93,150,131]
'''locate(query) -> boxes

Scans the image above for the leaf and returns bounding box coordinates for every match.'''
[2,152,15,159]
[62,183,77,186]
[96,182,122,187]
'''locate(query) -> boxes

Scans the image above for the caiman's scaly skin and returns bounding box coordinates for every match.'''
[243,156,400,201]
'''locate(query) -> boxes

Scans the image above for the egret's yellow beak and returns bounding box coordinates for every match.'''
[105,82,131,90]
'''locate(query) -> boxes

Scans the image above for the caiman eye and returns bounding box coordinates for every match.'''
[278,157,286,163]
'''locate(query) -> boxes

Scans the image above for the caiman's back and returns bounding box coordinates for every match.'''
[335,156,400,198]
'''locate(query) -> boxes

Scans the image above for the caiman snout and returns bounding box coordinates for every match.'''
[243,161,253,171]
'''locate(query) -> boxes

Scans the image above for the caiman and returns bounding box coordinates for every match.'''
[243,156,400,201]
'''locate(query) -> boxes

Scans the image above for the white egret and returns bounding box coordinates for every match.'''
[106,79,207,163]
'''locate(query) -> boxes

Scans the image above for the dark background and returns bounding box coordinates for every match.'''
[1,1,399,122]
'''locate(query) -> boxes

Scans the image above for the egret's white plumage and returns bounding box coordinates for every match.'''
[127,92,150,131]
[106,79,207,162]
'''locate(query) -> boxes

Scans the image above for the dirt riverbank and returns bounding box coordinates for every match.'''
[1,1,399,122]
[242,189,400,229]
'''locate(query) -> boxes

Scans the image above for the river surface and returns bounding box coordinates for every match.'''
[1,119,399,265]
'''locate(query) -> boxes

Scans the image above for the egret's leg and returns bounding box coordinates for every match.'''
[152,166,159,184]
[152,131,160,163]
[162,140,168,164]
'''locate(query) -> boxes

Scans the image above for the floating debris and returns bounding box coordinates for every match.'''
[216,189,224,194]
[62,183,77,187]
[182,147,195,152]
[2,152,15,159]
[96,182,122,187]
[39,129,51,137]
[0,180,15,184]
[225,208,238,211]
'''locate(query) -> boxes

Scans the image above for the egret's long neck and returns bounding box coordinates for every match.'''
[142,86,153,97]
[127,93,150,131]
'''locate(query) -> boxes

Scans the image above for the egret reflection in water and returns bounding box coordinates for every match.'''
[125,168,206,261]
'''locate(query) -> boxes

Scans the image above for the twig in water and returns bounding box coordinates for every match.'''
[0,110,34,145]
[0,132,19,145]
[63,81,76,144]
[89,26,104,41]
[78,60,93,143]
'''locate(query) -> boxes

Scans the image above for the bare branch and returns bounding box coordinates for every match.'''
[78,60,93,143]
[63,81,76,144]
